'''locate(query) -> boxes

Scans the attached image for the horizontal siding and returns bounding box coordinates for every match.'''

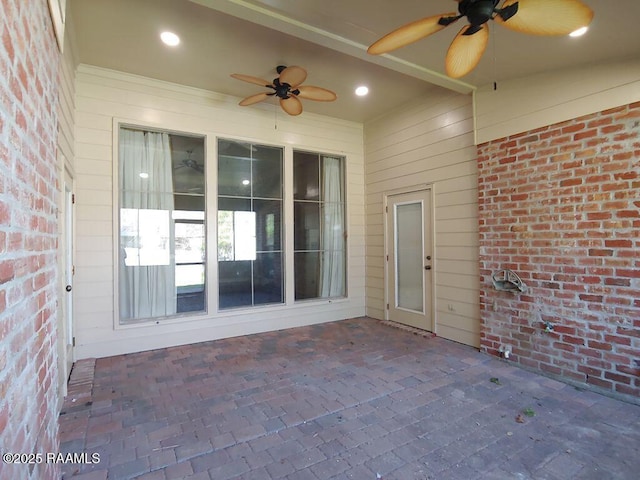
[476,58,640,144]
[73,65,365,359]
[436,232,478,247]
[364,90,480,347]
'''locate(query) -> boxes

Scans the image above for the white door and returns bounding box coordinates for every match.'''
[59,173,74,386]
[386,189,433,331]
[64,182,74,368]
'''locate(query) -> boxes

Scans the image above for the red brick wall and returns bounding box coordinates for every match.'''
[478,102,640,400]
[0,1,61,479]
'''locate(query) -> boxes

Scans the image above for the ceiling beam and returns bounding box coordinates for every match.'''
[190,0,475,95]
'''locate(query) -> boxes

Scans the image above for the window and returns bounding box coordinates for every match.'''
[118,131,346,320]
[118,127,205,322]
[217,139,283,309]
[294,151,346,300]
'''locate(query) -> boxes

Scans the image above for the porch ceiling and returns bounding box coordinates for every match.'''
[71,0,640,122]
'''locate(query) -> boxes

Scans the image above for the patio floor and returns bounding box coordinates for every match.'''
[59,317,640,479]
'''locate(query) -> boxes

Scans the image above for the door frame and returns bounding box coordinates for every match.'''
[383,186,436,331]
[58,167,75,398]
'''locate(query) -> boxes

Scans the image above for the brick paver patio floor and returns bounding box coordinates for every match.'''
[59,317,640,479]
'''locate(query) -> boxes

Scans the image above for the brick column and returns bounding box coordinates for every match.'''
[0,1,62,479]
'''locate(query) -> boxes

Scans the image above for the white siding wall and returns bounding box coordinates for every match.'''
[475,59,640,144]
[364,91,480,347]
[73,65,365,359]
[57,29,76,175]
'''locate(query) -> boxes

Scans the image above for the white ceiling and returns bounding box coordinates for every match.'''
[70,0,640,123]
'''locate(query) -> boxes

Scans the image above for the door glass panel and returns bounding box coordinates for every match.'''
[395,202,423,312]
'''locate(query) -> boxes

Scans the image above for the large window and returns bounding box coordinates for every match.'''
[118,130,346,321]
[294,151,346,300]
[118,127,205,323]
[217,139,283,309]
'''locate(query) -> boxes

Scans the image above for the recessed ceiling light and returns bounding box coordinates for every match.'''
[355,86,369,97]
[242,179,250,186]
[569,26,588,37]
[160,31,180,46]
[139,172,149,179]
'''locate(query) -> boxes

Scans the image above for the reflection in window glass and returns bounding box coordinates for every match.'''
[174,210,205,301]
[174,214,204,265]
[265,214,275,248]
[218,139,283,309]
[217,211,256,261]
[121,208,171,267]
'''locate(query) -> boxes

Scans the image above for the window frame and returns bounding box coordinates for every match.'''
[216,138,285,311]
[115,123,207,325]
[113,123,350,328]
[293,149,348,301]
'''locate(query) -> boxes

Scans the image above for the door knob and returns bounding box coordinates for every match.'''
[65,285,72,292]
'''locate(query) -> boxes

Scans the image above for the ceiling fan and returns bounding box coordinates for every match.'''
[367,0,595,78]
[174,150,204,174]
[231,65,337,116]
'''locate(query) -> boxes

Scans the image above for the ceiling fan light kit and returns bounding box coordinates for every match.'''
[367,0,594,78]
[231,65,337,116]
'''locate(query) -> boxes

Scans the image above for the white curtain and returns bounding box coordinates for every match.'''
[119,129,176,320]
[319,156,345,297]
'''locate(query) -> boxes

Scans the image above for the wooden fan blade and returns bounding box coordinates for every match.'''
[279,66,307,88]
[496,0,594,36]
[367,12,458,55]
[445,24,489,78]
[239,92,270,106]
[280,96,303,116]
[231,73,273,87]
[295,86,337,102]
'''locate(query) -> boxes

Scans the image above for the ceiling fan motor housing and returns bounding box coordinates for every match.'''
[460,0,501,26]
[272,78,300,99]
[271,66,302,99]
[459,0,519,35]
